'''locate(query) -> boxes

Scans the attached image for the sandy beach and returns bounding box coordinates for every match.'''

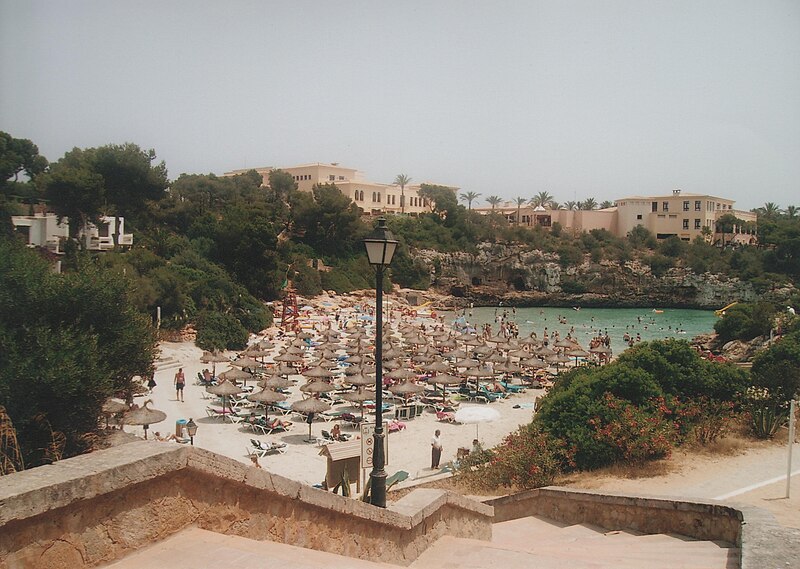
[121,290,799,531]
[131,292,546,491]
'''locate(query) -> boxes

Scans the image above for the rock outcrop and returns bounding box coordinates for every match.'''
[415,244,795,309]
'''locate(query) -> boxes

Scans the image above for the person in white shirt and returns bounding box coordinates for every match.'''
[431,429,443,469]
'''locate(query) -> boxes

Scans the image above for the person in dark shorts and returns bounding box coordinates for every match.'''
[174,367,186,402]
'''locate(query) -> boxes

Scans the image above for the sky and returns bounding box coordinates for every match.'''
[1,1,798,210]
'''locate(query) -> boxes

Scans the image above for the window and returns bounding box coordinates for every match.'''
[329,175,335,181]
[636,214,643,220]
[338,176,345,180]
[662,202,669,212]
[683,219,689,230]
[694,219,701,229]
[372,192,376,202]
[683,201,689,211]
[695,200,701,211]
[652,202,658,212]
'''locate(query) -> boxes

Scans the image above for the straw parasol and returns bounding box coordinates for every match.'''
[344,373,375,387]
[206,381,244,415]
[341,388,373,419]
[386,368,417,381]
[200,350,229,376]
[247,388,287,419]
[218,367,253,387]
[422,360,451,373]
[300,380,336,395]
[259,375,293,390]
[302,366,335,379]
[101,398,128,428]
[426,372,463,400]
[123,400,166,439]
[291,397,332,441]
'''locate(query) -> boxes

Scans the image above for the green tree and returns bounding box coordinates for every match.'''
[530,191,554,208]
[751,330,800,402]
[485,195,503,210]
[0,238,157,466]
[514,196,527,225]
[460,190,481,210]
[394,173,411,214]
[418,184,459,219]
[715,213,741,248]
[600,200,614,209]
[1,132,49,233]
[564,201,578,211]
[580,198,597,210]
[41,149,106,241]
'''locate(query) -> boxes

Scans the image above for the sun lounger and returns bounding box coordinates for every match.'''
[247,439,287,457]
[499,380,526,394]
[436,410,458,423]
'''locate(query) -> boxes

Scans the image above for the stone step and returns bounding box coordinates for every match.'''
[413,535,738,569]
[103,527,402,569]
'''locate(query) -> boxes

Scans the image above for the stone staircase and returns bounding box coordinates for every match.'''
[105,515,739,569]
[414,515,739,568]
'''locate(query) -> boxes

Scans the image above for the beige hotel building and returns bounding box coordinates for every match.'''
[475,189,757,243]
[224,163,452,216]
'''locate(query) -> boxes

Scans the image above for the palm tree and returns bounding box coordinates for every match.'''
[394,174,411,214]
[564,201,579,211]
[529,191,554,209]
[486,195,503,210]
[514,196,527,225]
[581,198,598,210]
[460,191,481,210]
[785,205,798,219]
[600,200,614,209]
[757,202,781,221]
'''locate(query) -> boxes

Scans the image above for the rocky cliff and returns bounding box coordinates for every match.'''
[415,243,795,309]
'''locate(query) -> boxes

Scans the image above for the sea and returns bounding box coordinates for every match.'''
[442,306,718,358]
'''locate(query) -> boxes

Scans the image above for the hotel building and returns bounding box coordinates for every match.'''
[224,163,456,216]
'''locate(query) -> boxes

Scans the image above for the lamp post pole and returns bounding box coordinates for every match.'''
[363,217,397,509]
[371,264,387,508]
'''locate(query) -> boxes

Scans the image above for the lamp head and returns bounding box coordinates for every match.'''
[363,217,398,267]
[186,418,198,437]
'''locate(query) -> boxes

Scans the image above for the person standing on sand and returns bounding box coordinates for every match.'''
[174,367,186,402]
[431,429,443,469]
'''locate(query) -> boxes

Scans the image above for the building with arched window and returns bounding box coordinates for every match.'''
[224,163,455,216]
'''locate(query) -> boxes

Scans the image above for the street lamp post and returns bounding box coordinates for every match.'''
[363,217,398,508]
[186,417,198,446]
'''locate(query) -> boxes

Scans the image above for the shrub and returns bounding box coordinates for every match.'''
[588,394,674,464]
[714,302,777,343]
[750,330,800,401]
[195,311,248,351]
[456,424,569,490]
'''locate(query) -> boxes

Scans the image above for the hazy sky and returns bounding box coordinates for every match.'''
[2,1,798,209]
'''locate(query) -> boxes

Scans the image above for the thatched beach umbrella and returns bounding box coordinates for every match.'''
[218,367,253,387]
[123,400,166,440]
[300,380,336,395]
[201,350,229,376]
[101,398,128,428]
[247,388,287,419]
[259,375,293,390]
[426,372,463,400]
[206,381,244,415]
[344,373,375,387]
[291,397,332,441]
[341,388,373,419]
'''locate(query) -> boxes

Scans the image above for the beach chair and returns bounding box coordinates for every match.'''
[436,410,458,423]
[206,406,233,420]
[499,380,526,394]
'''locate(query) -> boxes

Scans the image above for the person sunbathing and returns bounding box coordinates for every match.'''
[153,432,177,442]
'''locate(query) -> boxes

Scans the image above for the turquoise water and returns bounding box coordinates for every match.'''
[444,307,718,357]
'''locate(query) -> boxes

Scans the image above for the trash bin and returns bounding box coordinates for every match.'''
[176,419,187,438]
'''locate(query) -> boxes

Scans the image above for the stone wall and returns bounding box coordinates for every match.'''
[0,442,493,568]
[485,487,742,543]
